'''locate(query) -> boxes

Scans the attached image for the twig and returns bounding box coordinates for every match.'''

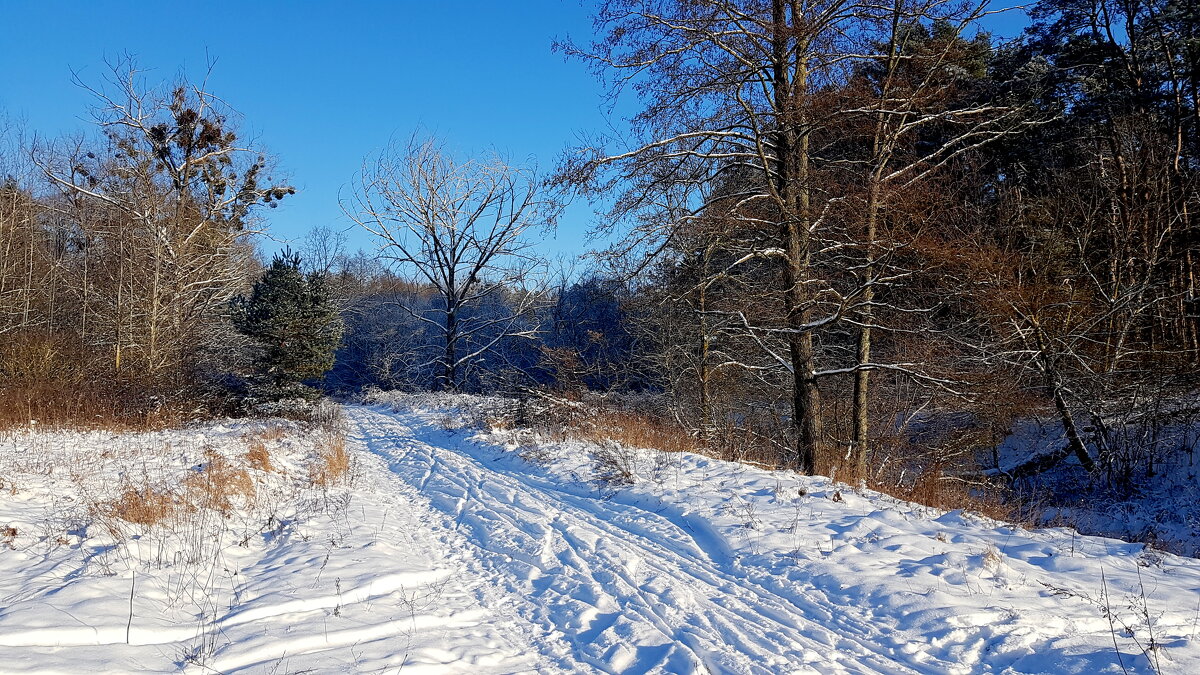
[126,570,135,644]
[1136,567,1162,674]
[1101,569,1130,675]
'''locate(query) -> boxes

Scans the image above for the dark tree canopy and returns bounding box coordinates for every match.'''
[234,251,345,399]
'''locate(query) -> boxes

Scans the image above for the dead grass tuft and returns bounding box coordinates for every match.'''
[981,543,1005,570]
[310,432,350,487]
[258,424,289,442]
[103,486,179,526]
[589,440,639,486]
[245,440,274,473]
[185,451,256,515]
[243,423,289,473]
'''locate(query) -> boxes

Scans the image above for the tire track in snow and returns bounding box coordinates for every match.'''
[348,406,930,675]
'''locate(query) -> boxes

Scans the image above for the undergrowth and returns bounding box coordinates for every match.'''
[383,389,1026,527]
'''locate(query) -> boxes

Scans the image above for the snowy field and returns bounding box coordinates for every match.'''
[1,398,1199,673]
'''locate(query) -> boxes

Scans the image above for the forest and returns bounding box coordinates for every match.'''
[1,0,1197,549]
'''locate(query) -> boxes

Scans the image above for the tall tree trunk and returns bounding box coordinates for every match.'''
[851,4,904,479]
[774,0,824,474]
[697,244,713,443]
[443,302,458,391]
[852,178,881,478]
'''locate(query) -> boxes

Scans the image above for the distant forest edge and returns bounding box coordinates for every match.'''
[1,1,1197,549]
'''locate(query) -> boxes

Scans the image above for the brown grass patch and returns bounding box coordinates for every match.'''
[243,424,290,473]
[245,440,274,473]
[574,409,699,455]
[184,451,256,515]
[0,377,191,432]
[309,432,350,487]
[0,333,220,431]
[102,486,179,526]
[95,451,257,527]
[878,467,1017,522]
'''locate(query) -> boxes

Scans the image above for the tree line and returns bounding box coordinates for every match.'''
[0,62,300,421]
[543,0,1197,493]
[2,0,1197,506]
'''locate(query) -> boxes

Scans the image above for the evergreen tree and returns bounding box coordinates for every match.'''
[234,251,344,399]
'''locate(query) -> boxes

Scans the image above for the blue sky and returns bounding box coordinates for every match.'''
[0,1,1030,264]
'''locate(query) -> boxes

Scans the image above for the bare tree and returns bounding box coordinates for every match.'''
[33,58,293,389]
[558,0,1028,474]
[300,225,349,276]
[836,6,1038,476]
[345,135,555,391]
[0,122,47,342]
[0,178,44,339]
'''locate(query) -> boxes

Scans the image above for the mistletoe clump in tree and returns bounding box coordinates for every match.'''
[234,251,344,400]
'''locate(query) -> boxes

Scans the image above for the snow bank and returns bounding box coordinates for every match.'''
[3,395,1199,673]
[368,397,1200,674]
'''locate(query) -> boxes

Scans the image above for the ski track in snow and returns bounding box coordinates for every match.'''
[355,407,858,674]
[3,402,1199,673]
[348,404,1200,675]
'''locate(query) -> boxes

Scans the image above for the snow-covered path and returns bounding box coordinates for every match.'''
[352,406,885,674]
[0,411,541,674]
[3,402,1197,673]
[348,404,1200,674]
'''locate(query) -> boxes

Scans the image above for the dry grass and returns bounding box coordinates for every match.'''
[538,397,1019,524]
[864,465,1018,523]
[708,423,790,469]
[101,486,180,526]
[535,397,785,470]
[574,409,700,455]
[243,423,290,473]
[0,333,228,432]
[532,403,705,487]
[981,542,1005,570]
[309,432,351,487]
[95,451,258,528]
[254,424,289,443]
[245,440,274,473]
[0,378,192,432]
[589,440,640,485]
[184,451,256,515]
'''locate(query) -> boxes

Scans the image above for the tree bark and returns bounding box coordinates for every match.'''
[851,181,880,478]
[774,0,824,474]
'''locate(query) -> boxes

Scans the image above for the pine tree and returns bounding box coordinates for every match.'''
[234,251,344,400]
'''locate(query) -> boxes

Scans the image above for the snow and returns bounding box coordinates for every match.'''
[0,417,535,673]
[994,417,1200,557]
[2,397,1200,673]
